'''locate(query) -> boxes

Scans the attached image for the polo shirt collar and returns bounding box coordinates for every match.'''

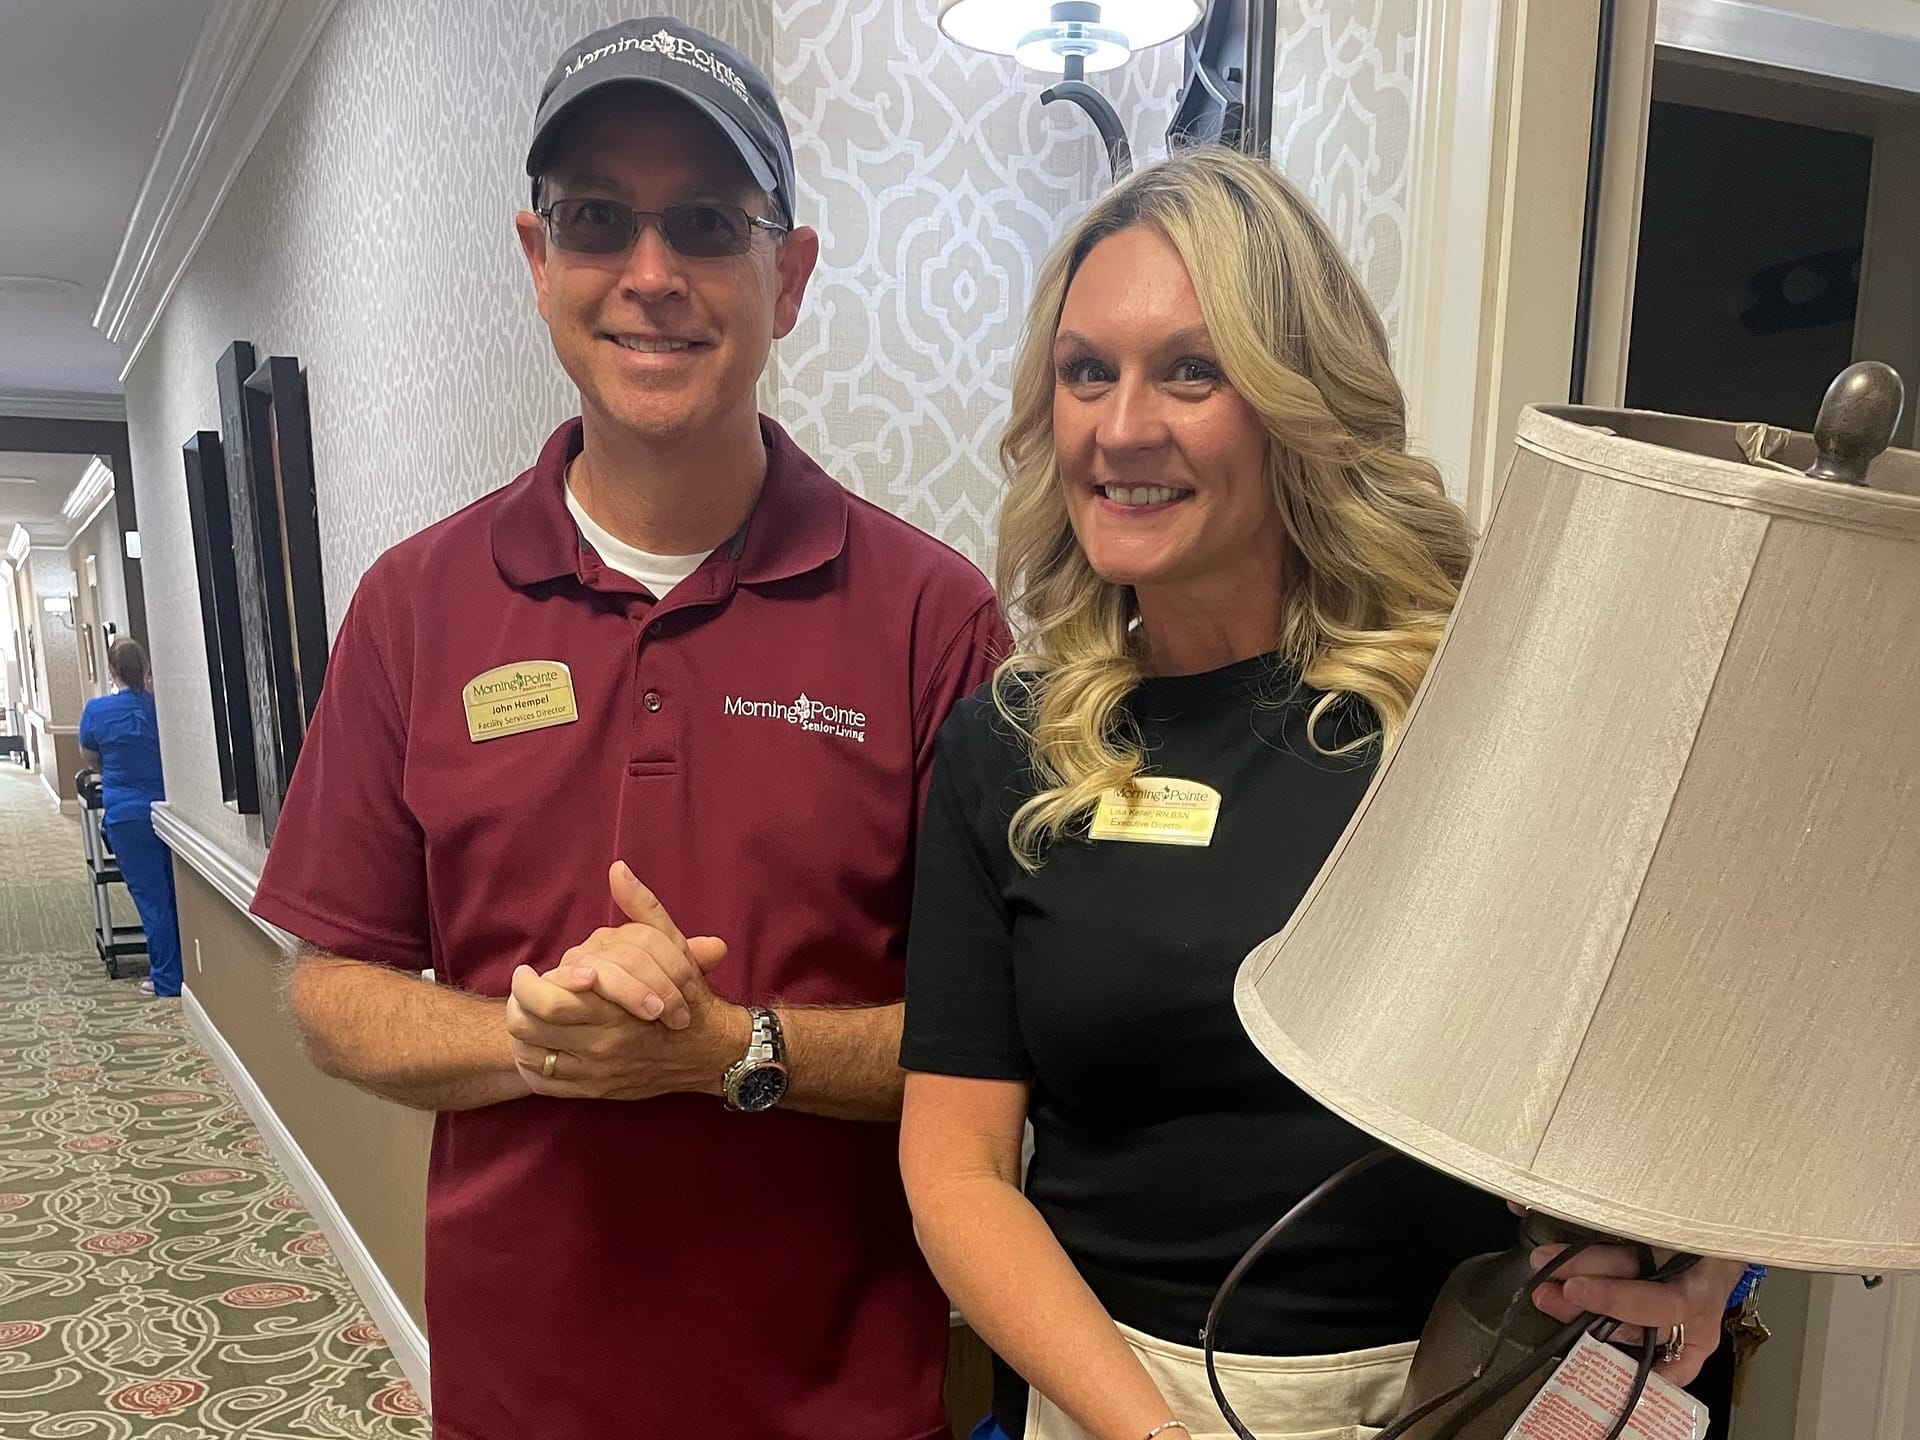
[736,417,849,585]
[492,416,848,592]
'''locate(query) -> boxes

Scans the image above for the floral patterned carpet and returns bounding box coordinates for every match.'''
[0,766,428,1437]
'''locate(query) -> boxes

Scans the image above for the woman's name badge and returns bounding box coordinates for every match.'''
[1089,777,1221,847]
[463,661,579,742]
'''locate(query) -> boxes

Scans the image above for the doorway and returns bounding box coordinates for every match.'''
[1627,93,1871,431]
[1576,7,1920,1435]
[1622,49,1920,443]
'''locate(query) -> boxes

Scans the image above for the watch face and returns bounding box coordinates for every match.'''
[735,1065,789,1112]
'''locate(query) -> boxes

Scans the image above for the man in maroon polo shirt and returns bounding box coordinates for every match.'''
[250,19,1007,1440]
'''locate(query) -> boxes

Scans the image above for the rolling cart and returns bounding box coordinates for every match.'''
[77,771,148,980]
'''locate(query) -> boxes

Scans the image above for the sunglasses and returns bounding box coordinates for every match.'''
[536,198,789,259]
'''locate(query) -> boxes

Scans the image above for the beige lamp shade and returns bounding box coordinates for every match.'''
[1235,403,1920,1273]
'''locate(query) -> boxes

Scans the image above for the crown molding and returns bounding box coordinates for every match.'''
[66,485,118,544]
[94,0,344,383]
[0,390,127,422]
[61,457,115,524]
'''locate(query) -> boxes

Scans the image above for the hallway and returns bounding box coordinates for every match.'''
[0,766,426,1436]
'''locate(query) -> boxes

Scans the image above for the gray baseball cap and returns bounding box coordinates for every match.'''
[526,18,797,226]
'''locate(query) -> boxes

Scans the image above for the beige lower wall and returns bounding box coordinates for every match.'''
[172,857,431,1327]
[37,722,82,802]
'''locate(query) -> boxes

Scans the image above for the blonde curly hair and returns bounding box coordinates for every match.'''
[994,146,1474,868]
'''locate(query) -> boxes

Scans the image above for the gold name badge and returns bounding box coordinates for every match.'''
[1088,776,1222,847]
[462,661,579,743]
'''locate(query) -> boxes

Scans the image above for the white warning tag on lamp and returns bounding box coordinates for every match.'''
[1504,1335,1707,1440]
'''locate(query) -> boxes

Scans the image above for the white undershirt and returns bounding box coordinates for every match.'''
[564,482,714,599]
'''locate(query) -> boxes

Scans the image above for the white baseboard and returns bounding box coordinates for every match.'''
[39,772,77,814]
[181,989,431,1404]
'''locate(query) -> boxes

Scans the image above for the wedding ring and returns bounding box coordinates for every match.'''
[1656,1322,1685,1365]
[542,1050,558,1080]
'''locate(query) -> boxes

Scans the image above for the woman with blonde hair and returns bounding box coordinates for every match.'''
[899,147,1741,1440]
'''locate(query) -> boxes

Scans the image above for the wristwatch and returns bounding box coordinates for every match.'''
[722,1006,789,1112]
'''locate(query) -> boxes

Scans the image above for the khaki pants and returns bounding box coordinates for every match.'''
[1023,1323,1416,1440]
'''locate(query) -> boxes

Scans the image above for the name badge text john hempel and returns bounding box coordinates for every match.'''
[565,30,752,105]
[724,691,867,744]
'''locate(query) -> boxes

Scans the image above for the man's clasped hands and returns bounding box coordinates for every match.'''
[504,861,744,1101]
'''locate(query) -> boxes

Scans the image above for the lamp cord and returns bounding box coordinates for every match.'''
[1202,1152,1701,1440]
[1202,1148,1395,1440]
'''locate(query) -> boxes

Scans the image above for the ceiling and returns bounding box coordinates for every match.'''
[1762,0,1920,38]
[0,0,212,399]
[0,451,98,546]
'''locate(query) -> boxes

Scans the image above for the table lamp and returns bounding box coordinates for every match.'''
[1228,363,1920,1437]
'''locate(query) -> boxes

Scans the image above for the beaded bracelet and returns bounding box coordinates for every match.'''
[1727,1264,1768,1310]
[1142,1423,1190,1440]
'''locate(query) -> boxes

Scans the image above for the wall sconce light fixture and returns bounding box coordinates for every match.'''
[938,0,1205,175]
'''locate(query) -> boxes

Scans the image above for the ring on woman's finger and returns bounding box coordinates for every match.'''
[1656,1322,1685,1365]
[542,1050,559,1080]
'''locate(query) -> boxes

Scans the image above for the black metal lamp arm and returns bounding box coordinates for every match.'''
[1041,78,1134,177]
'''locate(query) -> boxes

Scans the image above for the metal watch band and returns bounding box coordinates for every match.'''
[722,1005,788,1111]
[752,1005,785,1058]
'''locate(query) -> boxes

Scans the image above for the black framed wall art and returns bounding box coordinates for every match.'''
[216,340,291,838]
[243,354,330,735]
[181,429,257,810]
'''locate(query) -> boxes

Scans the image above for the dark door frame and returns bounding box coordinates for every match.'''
[0,413,147,649]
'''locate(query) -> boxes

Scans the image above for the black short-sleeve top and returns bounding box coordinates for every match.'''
[901,657,1511,1429]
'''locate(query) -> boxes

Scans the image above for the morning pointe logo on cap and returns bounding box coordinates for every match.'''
[527,17,798,226]
[562,26,752,105]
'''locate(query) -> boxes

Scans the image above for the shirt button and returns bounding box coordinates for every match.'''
[644,690,663,712]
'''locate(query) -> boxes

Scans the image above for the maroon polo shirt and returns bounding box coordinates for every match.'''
[252,417,1008,1440]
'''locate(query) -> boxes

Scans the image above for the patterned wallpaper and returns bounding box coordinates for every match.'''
[26,549,82,726]
[7,566,35,716]
[121,0,1416,868]
[72,502,132,705]
[1268,0,1420,346]
[765,0,1184,555]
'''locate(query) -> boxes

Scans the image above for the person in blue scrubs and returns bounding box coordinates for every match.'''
[78,638,180,997]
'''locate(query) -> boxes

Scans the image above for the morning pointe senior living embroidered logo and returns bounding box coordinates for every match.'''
[723,691,868,744]
[564,29,752,105]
